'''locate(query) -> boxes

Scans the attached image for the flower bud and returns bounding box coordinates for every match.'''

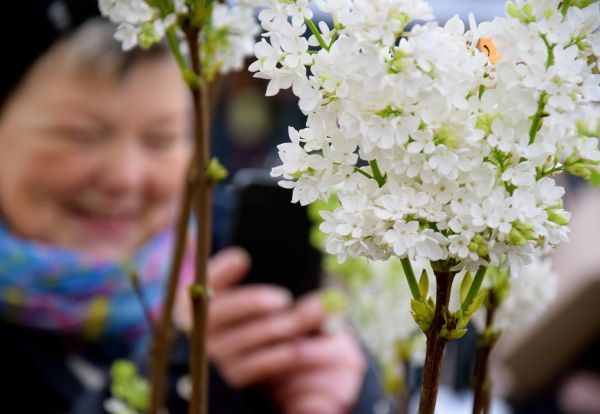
[139,21,161,49]
[507,228,527,246]
[514,222,537,240]
[547,208,570,226]
[475,113,500,135]
[566,163,595,180]
[206,158,229,183]
[506,2,522,19]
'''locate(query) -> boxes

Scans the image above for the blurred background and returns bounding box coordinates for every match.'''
[212,2,600,413]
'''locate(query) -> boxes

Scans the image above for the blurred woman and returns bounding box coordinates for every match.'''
[0,1,372,413]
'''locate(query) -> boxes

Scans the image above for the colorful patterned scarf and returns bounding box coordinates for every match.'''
[0,221,191,349]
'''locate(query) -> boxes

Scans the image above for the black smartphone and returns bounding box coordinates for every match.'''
[228,168,322,298]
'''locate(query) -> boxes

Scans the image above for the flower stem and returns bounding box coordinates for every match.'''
[148,162,194,414]
[418,270,455,414]
[353,166,374,180]
[369,160,387,187]
[461,266,487,314]
[401,257,420,300]
[472,293,500,414]
[528,92,547,145]
[185,25,214,414]
[167,29,194,83]
[305,18,329,51]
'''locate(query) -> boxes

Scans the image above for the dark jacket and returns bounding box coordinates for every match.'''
[0,320,385,414]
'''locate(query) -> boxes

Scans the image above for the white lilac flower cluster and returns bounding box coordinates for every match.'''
[473,256,558,331]
[325,257,427,393]
[98,0,261,75]
[255,0,600,275]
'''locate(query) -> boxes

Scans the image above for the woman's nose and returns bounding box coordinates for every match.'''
[97,141,146,194]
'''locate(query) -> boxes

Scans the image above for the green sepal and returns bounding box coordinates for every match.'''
[441,327,468,340]
[410,299,434,333]
[418,271,429,301]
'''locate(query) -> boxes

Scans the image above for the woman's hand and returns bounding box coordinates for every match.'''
[266,323,366,414]
[174,247,366,413]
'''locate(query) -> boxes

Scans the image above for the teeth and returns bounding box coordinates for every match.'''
[74,205,136,219]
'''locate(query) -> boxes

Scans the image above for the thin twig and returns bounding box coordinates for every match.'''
[148,167,195,414]
[185,25,215,414]
[128,269,157,332]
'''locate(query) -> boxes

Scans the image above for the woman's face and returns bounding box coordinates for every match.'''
[0,48,190,259]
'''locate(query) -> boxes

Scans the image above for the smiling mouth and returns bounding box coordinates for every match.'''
[68,203,138,238]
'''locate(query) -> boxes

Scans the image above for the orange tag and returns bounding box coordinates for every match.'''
[478,38,500,64]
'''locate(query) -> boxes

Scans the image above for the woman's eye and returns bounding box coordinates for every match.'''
[58,127,105,145]
[144,132,181,150]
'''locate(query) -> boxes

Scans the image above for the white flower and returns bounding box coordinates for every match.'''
[474,256,558,332]
[251,0,596,275]
[384,221,420,258]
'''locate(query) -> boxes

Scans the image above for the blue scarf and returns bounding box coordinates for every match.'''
[0,221,190,349]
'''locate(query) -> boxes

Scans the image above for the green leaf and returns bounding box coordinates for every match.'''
[445,328,468,339]
[410,299,434,332]
[418,270,429,301]
[464,290,488,321]
[590,169,600,187]
[460,272,473,304]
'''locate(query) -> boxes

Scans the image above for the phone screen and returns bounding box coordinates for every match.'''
[228,171,322,298]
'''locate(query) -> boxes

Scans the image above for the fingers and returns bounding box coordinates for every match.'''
[286,394,339,414]
[271,369,362,409]
[219,342,298,388]
[208,247,251,294]
[209,292,324,362]
[208,285,292,333]
[295,331,365,371]
[266,332,366,414]
[209,310,297,360]
[292,293,327,334]
[210,292,329,388]
[173,247,251,331]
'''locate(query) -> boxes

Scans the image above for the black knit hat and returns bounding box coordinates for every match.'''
[0,0,100,108]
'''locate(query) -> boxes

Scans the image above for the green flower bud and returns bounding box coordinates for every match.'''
[434,126,459,149]
[522,4,534,19]
[138,21,161,49]
[475,113,500,135]
[382,363,404,394]
[544,7,554,20]
[506,2,522,19]
[507,228,527,246]
[388,48,409,73]
[566,163,593,180]
[469,234,489,257]
[376,105,404,119]
[111,360,136,383]
[206,158,229,183]
[514,222,537,240]
[547,208,570,225]
[393,12,410,28]
[321,289,347,314]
